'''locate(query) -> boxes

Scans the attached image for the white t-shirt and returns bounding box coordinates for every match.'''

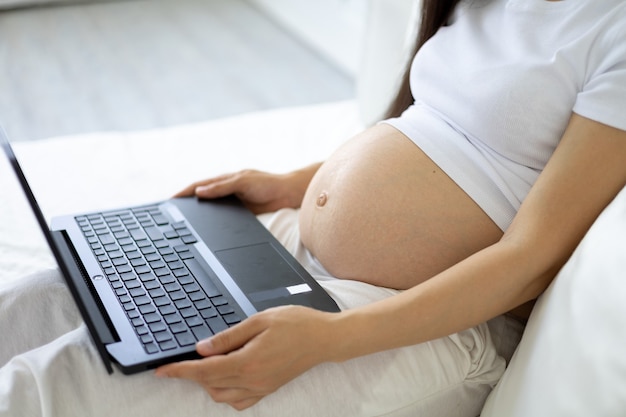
[385,0,626,230]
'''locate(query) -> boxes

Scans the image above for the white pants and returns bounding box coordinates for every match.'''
[0,209,522,417]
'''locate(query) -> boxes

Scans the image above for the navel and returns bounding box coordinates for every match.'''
[316,191,329,207]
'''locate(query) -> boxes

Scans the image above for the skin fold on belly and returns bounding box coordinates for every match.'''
[298,123,503,290]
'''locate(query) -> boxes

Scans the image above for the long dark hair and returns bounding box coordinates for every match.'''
[383,0,462,120]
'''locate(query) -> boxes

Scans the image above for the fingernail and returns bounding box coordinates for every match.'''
[195,185,209,194]
[196,338,214,355]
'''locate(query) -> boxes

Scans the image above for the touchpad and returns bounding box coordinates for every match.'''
[214,242,306,296]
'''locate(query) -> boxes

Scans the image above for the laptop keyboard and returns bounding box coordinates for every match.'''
[76,204,242,354]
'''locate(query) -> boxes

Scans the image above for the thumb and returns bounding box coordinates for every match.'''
[196,320,261,357]
[195,180,236,199]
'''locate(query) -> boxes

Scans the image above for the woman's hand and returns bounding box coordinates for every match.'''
[174,164,322,214]
[155,305,338,410]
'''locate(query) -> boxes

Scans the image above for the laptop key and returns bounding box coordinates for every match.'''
[120,272,137,281]
[127,309,140,319]
[130,228,148,241]
[116,264,132,274]
[210,296,228,307]
[135,265,151,275]
[149,322,167,333]
[181,282,200,294]
[144,343,159,354]
[163,312,182,325]
[172,268,189,278]
[149,287,166,298]
[144,312,161,323]
[133,295,151,306]
[159,246,176,256]
[159,304,176,316]
[154,296,171,307]
[129,287,145,297]
[99,233,115,245]
[104,243,120,252]
[149,260,166,269]
[143,248,159,258]
[163,282,181,292]
[152,214,169,226]
[124,279,141,289]
[112,257,128,267]
[206,316,228,334]
[217,305,235,315]
[138,272,156,282]
[145,226,164,241]
[178,275,194,286]
[174,298,192,309]
[139,304,156,314]
[180,307,197,319]
[154,267,170,277]
[159,340,178,351]
[186,316,204,327]
[172,221,186,230]
[181,235,197,244]
[164,230,178,239]
[191,324,213,341]
[179,251,195,260]
[189,292,207,304]
[199,307,218,319]
[154,330,172,343]
[136,240,152,249]
[160,275,176,286]
[129,288,146,298]
[163,253,179,263]
[118,237,134,246]
[175,331,196,347]
[169,290,186,301]
[223,313,242,326]
[169,322,187,334]
[193,298,211,310]
[112,230,128,239]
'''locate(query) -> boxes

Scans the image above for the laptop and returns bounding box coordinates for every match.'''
[0,126,339,375]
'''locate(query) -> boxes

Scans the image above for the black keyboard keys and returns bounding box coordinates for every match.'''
[78,205,243,355]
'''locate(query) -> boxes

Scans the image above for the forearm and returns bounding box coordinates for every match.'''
[325,240,556,363]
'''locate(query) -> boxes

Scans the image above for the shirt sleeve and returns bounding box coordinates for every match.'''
[573,14,626,132]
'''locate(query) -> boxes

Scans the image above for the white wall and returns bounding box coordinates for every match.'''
[248,0,368,76]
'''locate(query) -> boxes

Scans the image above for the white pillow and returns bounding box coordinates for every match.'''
[481,186,626,416]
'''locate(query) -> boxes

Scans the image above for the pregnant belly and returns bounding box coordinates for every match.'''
[298,124,503,290]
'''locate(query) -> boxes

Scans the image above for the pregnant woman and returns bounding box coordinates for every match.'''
[161,0,626,412]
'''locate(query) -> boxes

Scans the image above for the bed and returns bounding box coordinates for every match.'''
[2,1,626,416]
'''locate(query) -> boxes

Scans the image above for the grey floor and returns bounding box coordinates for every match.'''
[0,0,355,142]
